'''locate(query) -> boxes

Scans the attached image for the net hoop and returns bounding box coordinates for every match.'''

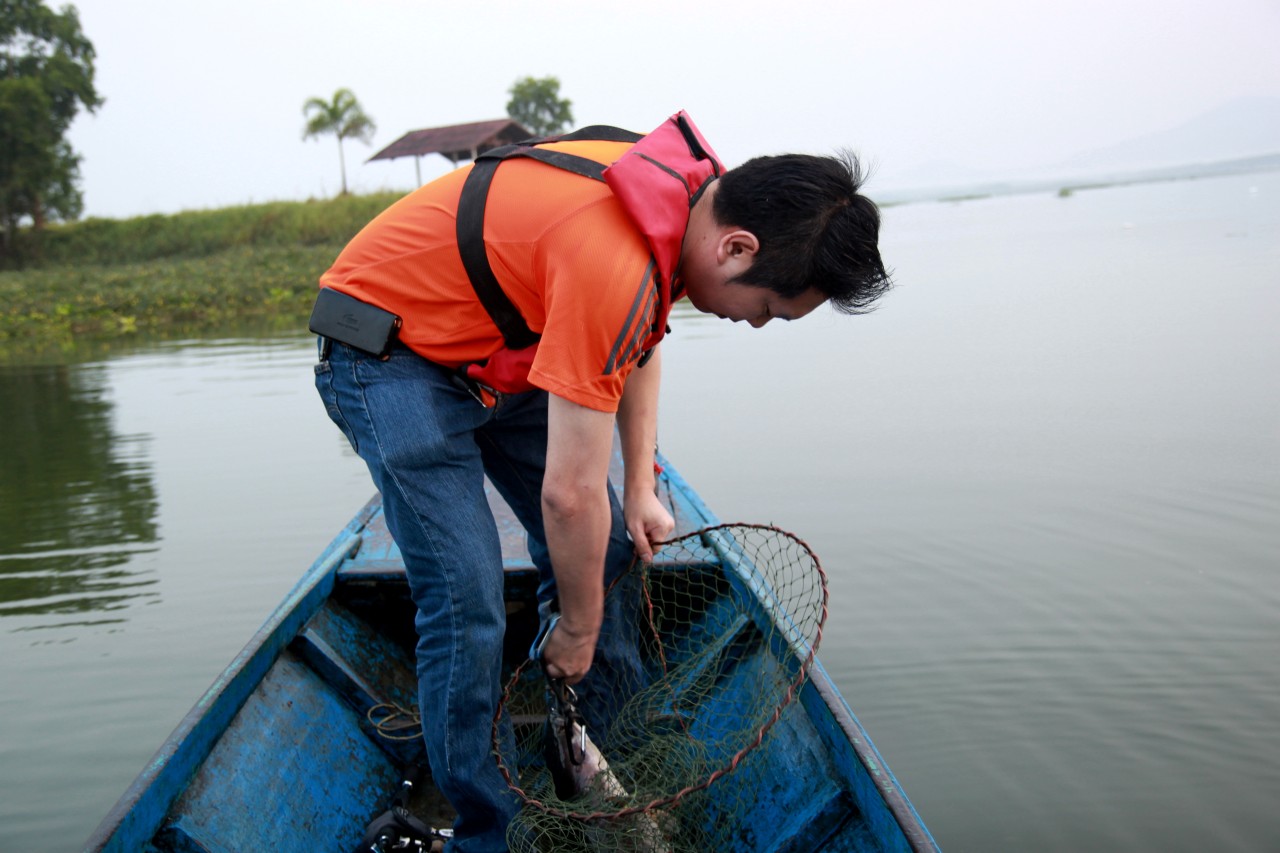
[492,522,829,823]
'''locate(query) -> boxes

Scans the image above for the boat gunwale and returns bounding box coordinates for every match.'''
[805,659,941,852]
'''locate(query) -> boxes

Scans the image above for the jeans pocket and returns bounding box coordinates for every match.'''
[314,361,359,454]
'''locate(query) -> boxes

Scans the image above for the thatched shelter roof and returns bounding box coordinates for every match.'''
[367,119,533,166]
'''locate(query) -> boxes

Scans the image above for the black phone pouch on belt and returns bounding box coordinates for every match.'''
[309,288,402,360]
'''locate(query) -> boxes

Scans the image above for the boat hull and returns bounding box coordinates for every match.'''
[85,456,938,853]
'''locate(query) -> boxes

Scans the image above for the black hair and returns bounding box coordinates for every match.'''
[712,151,892,313]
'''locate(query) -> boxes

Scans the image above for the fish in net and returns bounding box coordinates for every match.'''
[493,523,828,852]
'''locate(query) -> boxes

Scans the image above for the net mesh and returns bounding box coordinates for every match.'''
[493,523,828,853]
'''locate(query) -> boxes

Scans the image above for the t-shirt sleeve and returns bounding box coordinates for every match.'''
[526,202,661,413]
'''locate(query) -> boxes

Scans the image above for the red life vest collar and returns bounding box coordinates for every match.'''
[456,111,723,397]
[603,110,723,304]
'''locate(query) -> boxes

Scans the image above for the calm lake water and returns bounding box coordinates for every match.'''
[2,172,1277,852]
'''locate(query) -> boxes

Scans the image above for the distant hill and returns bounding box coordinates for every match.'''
[878,96,1280,204]
[1052,95,1280,175]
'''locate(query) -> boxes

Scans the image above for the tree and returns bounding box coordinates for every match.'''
[0,0,102,252]
[506,76,573,137]
[302,88,376,196]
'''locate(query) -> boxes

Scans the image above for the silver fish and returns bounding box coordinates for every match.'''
[545,699,628,801]
[544,680,673,853]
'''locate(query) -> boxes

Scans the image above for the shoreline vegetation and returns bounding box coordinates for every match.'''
[1,192,403,362]
[3,151,1277,364]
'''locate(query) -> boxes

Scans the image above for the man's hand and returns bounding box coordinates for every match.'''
[625,488,675,562]
[539,617,598,685]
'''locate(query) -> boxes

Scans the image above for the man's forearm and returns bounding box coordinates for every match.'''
[540,395,618,677]
[542,482,612,637]
[617,345,662,497]
[615,346,674,560]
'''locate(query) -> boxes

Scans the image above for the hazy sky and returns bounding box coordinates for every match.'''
[63,0,1280,219]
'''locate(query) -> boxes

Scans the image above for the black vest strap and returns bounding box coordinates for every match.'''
[455,156,539,350]
[455,129,640,350]
[478,146,609,182]
[553,125,643,144]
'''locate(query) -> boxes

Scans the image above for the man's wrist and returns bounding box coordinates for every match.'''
[556,608,602,638]
[624,481,657,502]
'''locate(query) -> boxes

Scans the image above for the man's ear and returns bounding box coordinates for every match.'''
[717,229,760,264]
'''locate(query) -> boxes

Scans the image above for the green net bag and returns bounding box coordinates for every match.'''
[494,523,829,853]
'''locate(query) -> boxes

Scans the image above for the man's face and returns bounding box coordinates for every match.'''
[684,276,827,328]
[679,230,826,327]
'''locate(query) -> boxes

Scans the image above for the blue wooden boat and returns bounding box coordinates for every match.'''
[85,454,938,852]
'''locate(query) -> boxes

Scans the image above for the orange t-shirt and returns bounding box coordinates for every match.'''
[320,140,661,412]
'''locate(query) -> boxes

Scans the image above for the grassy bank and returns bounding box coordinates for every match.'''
[1,192,404,361]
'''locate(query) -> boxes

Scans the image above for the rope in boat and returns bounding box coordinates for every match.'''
[367,702,423,741]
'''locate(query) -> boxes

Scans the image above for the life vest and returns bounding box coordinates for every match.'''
[454,111,723,398]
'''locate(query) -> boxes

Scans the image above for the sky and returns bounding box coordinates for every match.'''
[60,0,1280,219]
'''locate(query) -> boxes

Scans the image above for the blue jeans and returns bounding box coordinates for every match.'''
[315,341,639,852]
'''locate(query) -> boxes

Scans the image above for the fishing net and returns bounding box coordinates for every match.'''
[493,523,828,853]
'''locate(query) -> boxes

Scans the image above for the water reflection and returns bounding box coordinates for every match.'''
[0,363,159,625]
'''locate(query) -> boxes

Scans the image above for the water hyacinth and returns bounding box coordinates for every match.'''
[1,193,406,360]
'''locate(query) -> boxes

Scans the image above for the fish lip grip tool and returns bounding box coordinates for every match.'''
[529,612,561,663]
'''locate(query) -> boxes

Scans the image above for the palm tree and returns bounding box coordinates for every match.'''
[302,88,376,196]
